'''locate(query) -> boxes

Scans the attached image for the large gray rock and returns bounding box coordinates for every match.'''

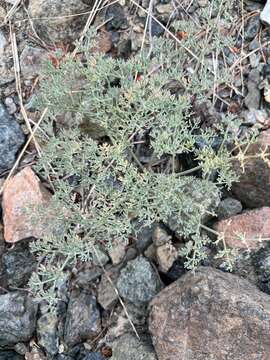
[0,103,24,174]
[64,291,101,347]
[110,333,157,360]
[0,292,37,348]
[28,0,92,44]
[149,267,270,360]
[117,256,163,305]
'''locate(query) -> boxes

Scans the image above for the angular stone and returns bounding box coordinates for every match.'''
[2,167,52,243]
[117,256,163,305]
[245,15,261,41]
[149,267,270,360]
[217,197,242,219]
[110,333,157,360]
[156,242,178,273]
[214,207,270,250]
[37,312,59,356]
[0,102,24,173]
[108,243,126,265]
[20,45,48,79]
[244,69,261,110]
[1,239,36,288]
[25,348,47,360]
[133,221,155,253]
[0,292,37,348]
[232,129,270,207]
[64,291,101,347]
[105,4,128,31]
[97,268,119,310]
[152,225,171,247]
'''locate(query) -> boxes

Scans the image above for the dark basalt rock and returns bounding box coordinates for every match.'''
[0,102,24,174]
[0,292,37,348]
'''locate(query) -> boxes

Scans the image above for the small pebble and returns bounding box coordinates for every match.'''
[4,97,17,114]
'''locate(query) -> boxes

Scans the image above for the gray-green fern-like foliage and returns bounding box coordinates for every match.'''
[29,19,250,306]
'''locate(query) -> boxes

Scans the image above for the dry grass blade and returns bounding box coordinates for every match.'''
[130,0,242,98]
[4,0,21,24]
[9,23,41,155]
[140,0,154,55]
[72,0,110,58]
[92,245,140,340]
[230,41,270,71]
[130,0,199,61]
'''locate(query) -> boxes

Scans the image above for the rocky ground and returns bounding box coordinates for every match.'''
[2,0,270,359]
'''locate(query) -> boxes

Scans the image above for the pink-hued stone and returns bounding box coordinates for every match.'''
[2,167,51,243]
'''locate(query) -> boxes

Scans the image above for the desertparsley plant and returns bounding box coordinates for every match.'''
[29,21,253,306]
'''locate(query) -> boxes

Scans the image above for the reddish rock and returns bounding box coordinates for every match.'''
[232,129,270,208]
[2,167,51,243]
[149,267,270,360]
[214,207,270,250]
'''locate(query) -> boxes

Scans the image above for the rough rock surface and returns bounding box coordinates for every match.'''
[37,312,59,356]
[0,351,24,360]
[64,291,101,347]
[232,129,270,207]
[20,45,48,79]
[0,32,15,86]
[97,267,119,310]
[28,0,92,44]
[214,207,270,249]
[244,69,261,110]
[156,242,178,273]
[105,4,128,31]
[152,225,171,247]
[0,239,36,288]
[252,245,270,294]
[133,222,156,253]
[108,243,126,265]
[117,256,163,305]
[110,333,157,360]
[149,267,270,360]
[0,102,24,174]
[216,197,242,219]
[0,292,37,348]
[82,353,105,360]
[2,167,52,243]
